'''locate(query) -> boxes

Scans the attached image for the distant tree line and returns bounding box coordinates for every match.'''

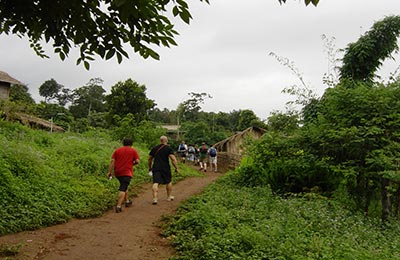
[3,77,267,148]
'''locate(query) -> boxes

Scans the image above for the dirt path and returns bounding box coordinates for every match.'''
[0,171,221,260]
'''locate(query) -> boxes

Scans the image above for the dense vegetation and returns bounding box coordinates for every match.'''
[163,174,400,260]
[0,121,200,235]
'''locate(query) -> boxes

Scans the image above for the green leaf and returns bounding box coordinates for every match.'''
[172,6,179,17]
[105,49,116,60]
[59,52,66,61]
[179,9,192,24]
[84,61,90,70]
[116,52,122,64]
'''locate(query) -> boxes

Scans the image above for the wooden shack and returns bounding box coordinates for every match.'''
[214,126,267,170]
[0,71,22,100]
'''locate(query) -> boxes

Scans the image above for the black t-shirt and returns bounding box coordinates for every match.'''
[149,144,174,173]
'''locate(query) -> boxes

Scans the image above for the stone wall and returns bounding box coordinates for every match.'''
[217,152,242,172]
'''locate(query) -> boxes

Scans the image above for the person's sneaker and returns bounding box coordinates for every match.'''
[125,200,133,207]
[115,206,122,213]
[204,169,207,172]
[152,199,158,205]
[167,196,175,201]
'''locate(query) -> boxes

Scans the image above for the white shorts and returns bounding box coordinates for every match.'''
[209,156,217,164]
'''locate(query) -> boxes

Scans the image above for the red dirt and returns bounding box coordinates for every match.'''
[0,171,221,260]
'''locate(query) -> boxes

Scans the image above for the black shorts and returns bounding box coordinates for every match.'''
[152,170,172,185]
[116,176,132,192]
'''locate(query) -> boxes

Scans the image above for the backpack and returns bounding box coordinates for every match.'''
[209,147,217,157]
[188,146,195,154]
[178,144,186,151]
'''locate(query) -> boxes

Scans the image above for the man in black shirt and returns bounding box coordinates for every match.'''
[148,136,179,205]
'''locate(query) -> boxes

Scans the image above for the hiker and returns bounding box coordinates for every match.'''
[199,142,208,172]
[148,135,179,205]
[194,144,200,165]
[177,140,188,163]
[187,144,196,163]
[107,138,140,213]
[208,145,218,172]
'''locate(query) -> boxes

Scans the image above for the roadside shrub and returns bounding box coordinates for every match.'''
[234,132,334,194]
[165,176,400,260]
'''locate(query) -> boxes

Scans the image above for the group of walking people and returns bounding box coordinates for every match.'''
[106,136,219,213]
[107,136,179,213]
[177,140,218,173]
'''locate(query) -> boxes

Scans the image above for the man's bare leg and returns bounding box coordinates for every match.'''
[152,183,159,204]
[117,191,126,207]
[166,182,174,201]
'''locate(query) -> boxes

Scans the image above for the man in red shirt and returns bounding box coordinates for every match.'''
[107,138,140,213]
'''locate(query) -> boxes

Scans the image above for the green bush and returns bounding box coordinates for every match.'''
[164,175,400,260]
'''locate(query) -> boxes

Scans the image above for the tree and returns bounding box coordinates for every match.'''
[267,111,299,134]
[340,15,400,83]
[39,79,62,103]
[69,78,106,119]
[0,0,318,69]
[177,92,212,123]
[106,79,155,123]
[9,84,35,105]
[237,109,259,131]
[38,78,72,106]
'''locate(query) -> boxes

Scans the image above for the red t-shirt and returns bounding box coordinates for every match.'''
[112,146,140,177]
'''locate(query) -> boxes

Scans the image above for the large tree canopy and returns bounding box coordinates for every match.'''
[0,0,318,69]
[106,79,155,123]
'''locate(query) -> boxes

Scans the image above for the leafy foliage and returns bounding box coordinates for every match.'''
[0,0,319,68]
[9,84,35,105]
[279,0,320,6]
[106,79,155,124]
[164,175,400,260]
[0,0,210,68]
[69,78,106,120]
[340,15,400,82]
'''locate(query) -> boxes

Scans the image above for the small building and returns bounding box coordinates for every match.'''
[214,126,267,155]
[213,126,267,170]
[161,124,185,140]
[0,71,22,100]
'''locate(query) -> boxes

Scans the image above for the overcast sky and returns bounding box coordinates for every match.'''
[1,0,400,120]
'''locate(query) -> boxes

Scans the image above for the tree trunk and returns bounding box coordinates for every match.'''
[381,178,391,223]
[394,184,400,219]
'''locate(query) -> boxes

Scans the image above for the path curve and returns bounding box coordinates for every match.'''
[0,171,221,260]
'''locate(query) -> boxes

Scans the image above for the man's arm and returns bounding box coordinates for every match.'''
[169,154,179,173]
[107,158,115,178]
[148,156,153,171]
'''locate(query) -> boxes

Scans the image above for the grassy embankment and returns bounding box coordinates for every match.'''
[0,121,200,235]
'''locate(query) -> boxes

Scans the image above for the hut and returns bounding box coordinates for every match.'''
[161,124,185,140]
[213,126,267,170]
[0,71,22,100]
